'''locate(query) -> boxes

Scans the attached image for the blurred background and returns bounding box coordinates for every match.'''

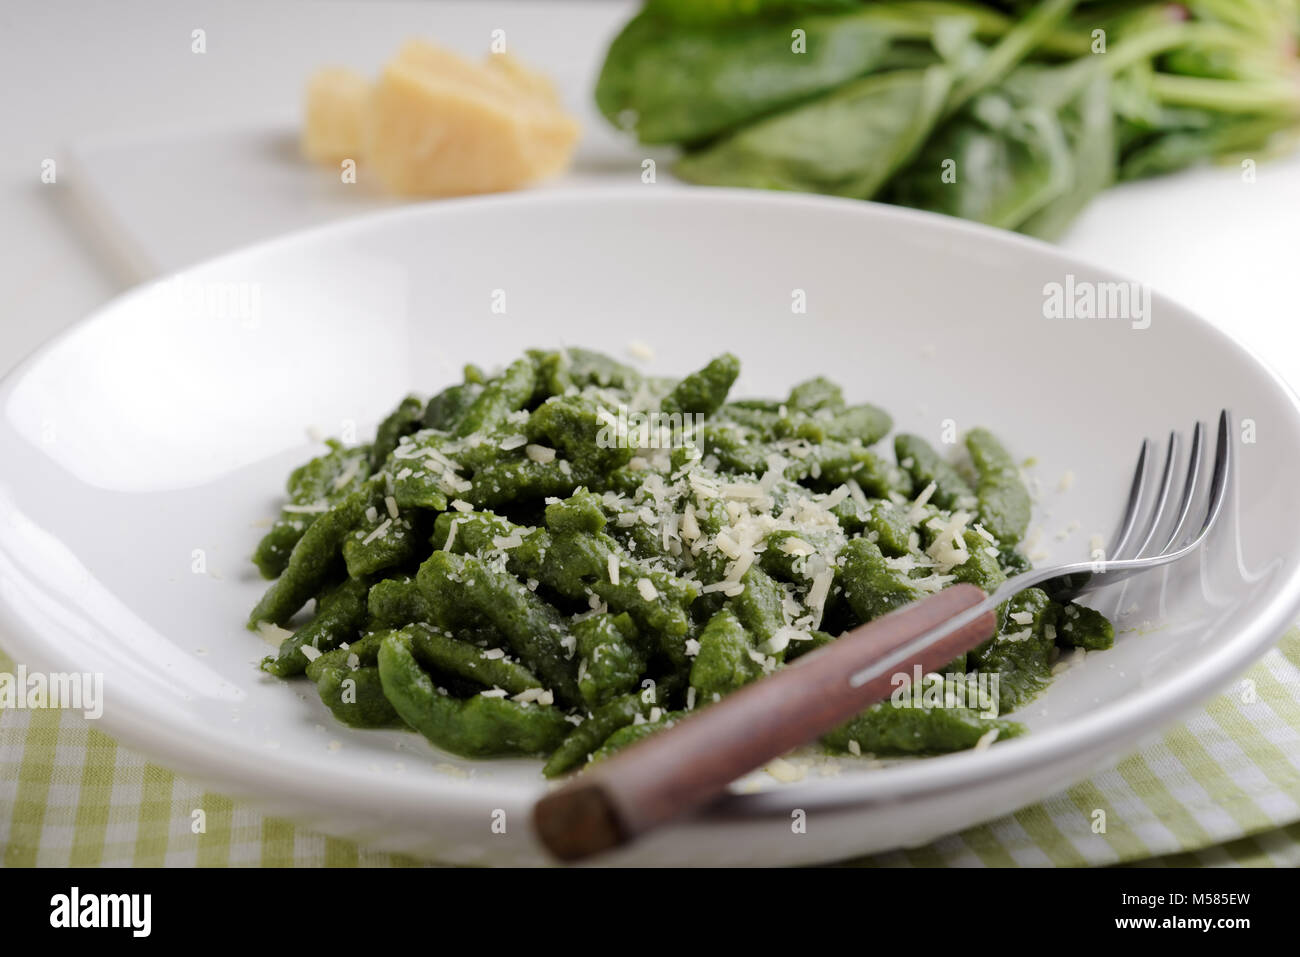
[3,0,1299,381]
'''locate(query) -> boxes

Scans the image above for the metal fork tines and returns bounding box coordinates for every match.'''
[1038,410,1231,603]
[850,411,1233,689]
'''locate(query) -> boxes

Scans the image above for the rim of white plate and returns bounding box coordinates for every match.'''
[2,187,1300,825]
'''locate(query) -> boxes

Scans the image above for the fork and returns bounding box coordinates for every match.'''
[533,412,1234,861]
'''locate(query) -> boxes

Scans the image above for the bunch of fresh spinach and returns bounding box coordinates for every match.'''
[596,0,1300,237]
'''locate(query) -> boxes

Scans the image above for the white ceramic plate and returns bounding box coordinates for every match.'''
[2,189,1299,866]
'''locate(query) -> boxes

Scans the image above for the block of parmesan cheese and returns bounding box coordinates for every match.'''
[301,67,371,165]
[360,41,580,196]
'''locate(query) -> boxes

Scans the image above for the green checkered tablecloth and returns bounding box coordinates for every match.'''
[3,634,1299,867]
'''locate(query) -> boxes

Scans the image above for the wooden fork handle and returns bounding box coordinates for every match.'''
[532,583,996,861]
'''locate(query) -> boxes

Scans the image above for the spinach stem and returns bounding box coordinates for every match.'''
[944,0,1082,118]
[1038,22,1276,111]
[1148,73,1300,113]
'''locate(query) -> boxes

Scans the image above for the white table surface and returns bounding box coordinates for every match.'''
[2,0,1299,387]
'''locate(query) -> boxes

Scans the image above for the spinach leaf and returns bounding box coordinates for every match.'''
[1120,112,1297,180]
[642,0,863,24]
[884,81,1074,230]
[1020,71,1115,239]
[674,65,953,197]
[596,11,902,145]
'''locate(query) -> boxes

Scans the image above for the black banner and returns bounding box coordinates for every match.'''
[0,864,1282,942]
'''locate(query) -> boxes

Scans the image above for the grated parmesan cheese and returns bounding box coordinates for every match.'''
[362,518,392,545]
[781,537,814,557]
[766,757,805,783]
[332,458,362,489]
[256,622,295,645]
[908,481,937,521]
